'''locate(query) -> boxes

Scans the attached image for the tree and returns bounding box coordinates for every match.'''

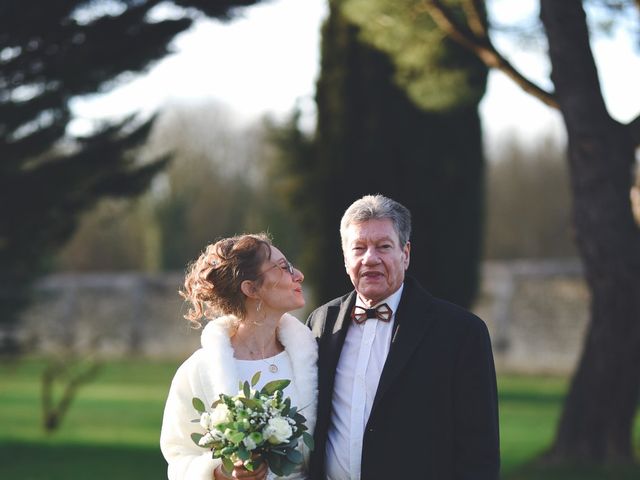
[272,0,488,307]
[419,0,640,464]
[0,0,261,352]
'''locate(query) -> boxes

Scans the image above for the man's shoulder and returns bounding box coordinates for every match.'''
[404,276,487,331]
[306,291,353,329]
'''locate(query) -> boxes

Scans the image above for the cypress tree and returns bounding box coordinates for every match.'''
[276,0,488,307]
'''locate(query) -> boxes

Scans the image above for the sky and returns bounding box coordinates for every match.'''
[69,0,640,152]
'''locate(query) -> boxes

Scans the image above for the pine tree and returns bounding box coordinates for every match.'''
[0,0,261,353]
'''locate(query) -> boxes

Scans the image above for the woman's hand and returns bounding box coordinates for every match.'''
[213,460,268,480]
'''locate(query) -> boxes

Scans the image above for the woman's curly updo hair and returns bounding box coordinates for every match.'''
[180,233,272,327]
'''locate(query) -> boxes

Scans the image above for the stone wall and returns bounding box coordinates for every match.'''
[9,259,589,373]
[474,259,588,374]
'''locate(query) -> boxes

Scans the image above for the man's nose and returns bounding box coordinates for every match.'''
[362,247,379,264]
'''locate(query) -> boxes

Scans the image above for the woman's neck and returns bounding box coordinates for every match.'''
[231,310,283,360]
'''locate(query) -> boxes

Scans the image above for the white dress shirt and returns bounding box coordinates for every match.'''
[325,285,404,480]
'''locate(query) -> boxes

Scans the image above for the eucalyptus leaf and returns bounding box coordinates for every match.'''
[222,457,235,475]
[280,458,297,476]
[190,432,204,446]
[229,432,245,444]
[281,438,299,450]
[267,452,284,476]
[302,432,315,450]
[243,380,251,399]
[286,448,304,464]
[238,397,262,410]
[261,379,290,395]
[251,371,261,387]
[237,445,250,461]
[192,397,206,413]
[281,397,291,415]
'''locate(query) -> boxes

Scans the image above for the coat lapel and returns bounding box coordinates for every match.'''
[323,292,356,375]
[369,278,436,416]
[315,292,356,434]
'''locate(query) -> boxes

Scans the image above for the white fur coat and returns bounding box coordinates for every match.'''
[160,313,318,480]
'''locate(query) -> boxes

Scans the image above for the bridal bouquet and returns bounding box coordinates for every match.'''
[191,371,314,477]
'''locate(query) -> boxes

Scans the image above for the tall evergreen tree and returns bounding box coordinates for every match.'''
[274,0,487,307]
[0,0,261,352]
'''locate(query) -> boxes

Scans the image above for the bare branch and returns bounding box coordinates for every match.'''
[420,0,559,110]
[462,0,488,38]
[41,358,102,432]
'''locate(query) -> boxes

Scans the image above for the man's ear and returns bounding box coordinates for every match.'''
[240,280,259,299]
[403,241,411,269]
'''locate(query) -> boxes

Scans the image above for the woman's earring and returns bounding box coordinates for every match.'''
[256,299,263,313]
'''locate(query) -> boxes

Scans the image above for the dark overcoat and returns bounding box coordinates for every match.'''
[306,276,500,480]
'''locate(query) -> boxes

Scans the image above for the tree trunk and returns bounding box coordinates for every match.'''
[540,0,640,463]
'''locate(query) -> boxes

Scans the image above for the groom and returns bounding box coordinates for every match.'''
[307,194,500,479]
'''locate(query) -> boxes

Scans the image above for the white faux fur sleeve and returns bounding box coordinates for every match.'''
[160,353,221,480]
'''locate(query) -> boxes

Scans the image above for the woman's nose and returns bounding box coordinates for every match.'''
[294,268,304,282]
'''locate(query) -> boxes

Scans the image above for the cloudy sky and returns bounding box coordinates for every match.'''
[70,0,640,148]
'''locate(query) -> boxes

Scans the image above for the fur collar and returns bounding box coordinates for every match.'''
[197,313,317,431]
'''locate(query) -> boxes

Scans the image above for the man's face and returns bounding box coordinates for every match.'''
[343,218,410,307]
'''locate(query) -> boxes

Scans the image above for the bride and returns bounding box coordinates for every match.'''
[160,233,317,480]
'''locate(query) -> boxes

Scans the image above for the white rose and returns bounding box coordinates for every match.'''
[211,403,231,426]
[263,416,293,444]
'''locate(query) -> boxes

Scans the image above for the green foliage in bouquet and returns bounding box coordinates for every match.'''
[191,371,314,477]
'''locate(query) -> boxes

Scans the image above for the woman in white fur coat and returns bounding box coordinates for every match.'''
[160,234,317,480]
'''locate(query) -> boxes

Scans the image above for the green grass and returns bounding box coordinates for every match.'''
[0,358,176,479]
[498,375,568,473]
[1,358,639,479]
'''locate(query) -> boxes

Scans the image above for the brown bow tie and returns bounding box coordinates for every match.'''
[351,303,393,324]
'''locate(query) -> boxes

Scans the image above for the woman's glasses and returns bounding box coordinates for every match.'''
[258,260,295,277]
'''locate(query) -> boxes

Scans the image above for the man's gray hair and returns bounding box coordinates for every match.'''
[340,194,412,248]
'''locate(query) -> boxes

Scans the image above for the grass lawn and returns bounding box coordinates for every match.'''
[1,358,639,479]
